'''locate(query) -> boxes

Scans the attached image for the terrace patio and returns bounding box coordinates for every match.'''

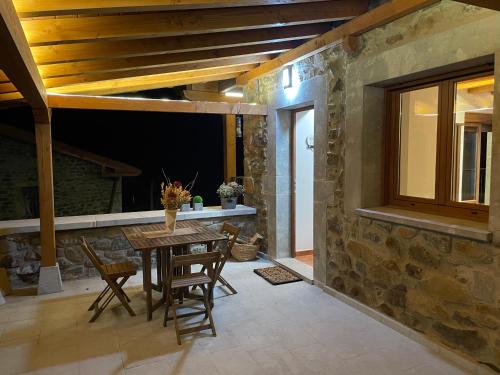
[0,258,474,375]
[1,0,500,374]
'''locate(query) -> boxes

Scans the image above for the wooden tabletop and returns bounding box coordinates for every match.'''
[122,220,227,251]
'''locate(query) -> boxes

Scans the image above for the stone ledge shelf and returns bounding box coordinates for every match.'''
[0,205,257,235]
[355,206,492,243]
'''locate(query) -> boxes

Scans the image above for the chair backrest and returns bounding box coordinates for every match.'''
[80,237,106,276]
[220,223,240,253]
[170,251,222,281]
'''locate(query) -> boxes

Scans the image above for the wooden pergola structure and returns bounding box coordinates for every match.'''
[0,0,495,293]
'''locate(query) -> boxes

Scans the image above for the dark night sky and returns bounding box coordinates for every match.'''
[0,103,243,211]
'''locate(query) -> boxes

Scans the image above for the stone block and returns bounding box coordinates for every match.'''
[472,271,496,303]
[450,239,494,265]
[409,244,440,268]
[432,323,486,352]
[420,276,471,304]
[395,225,418,239]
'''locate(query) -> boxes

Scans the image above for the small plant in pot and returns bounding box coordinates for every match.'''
[193,195,203,211]
[217,181,244,209]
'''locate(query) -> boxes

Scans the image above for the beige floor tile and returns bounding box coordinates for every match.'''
[209,348,263,375]
[0,319,41,343]
[0,339,38,375]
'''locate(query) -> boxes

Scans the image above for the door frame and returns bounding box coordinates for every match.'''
[290,105,314,258]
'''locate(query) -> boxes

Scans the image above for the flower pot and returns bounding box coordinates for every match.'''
[220,197,237,209]
[165,209,177,233]
[180,203,191,212]
[193,202,203,211]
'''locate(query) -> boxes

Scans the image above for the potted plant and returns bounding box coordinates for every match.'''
[217,181,244,209]
[193,195,203,211]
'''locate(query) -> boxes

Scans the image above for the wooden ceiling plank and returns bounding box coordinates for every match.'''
[0,82,18,94]
[39,41,299,78]
[453,0,500,11]
[44,54,271,88]
[0,0,46,109]
[0,91,23,101]
[236,0,440,85]
[75,73,245,95]
[15,0,330,17]
[47,64,257,95]
[0,70,9,82]
[21,1,368,45]
[32,23,330,65]
[47,93,268,115]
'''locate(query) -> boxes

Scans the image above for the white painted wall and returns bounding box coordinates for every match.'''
[294,109,314,253]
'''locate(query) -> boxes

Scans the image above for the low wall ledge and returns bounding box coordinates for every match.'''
[0,205,257,235]
[355,207,491,242]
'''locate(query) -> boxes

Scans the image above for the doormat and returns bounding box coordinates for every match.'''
[254,266,302,285]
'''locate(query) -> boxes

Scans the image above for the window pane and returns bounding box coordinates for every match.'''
[453,75,494,205]
[399,86,439,199]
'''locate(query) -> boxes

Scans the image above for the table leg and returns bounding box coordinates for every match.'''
[142,251,153,321]
[207,241,215,307]
[156,248,162,290]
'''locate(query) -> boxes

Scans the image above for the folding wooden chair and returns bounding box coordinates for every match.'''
[192,223,240,295]
[163,251,222,345]
[80,237,137,322]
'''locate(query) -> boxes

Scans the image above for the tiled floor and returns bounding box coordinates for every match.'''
[0,258,474,375]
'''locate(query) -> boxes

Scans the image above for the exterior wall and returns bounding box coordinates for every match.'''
[0,135,122,220]
[244,1,500,371]
[243,115,269,250]
[0,215,256,288]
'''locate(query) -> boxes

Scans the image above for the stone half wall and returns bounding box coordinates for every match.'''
[0,215,256,289]
[244,1,500,371]
[0,135,122,220]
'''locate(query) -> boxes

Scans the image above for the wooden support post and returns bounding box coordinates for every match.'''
[224,115,237,181]
[33,108,56,267]
[34,107,62,294]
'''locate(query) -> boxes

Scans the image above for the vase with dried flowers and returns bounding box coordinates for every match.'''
[160,172,197,232]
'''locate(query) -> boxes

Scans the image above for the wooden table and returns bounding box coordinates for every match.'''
[122,220,227,321]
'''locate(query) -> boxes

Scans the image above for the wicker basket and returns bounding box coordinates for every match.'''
[231,243,259,261]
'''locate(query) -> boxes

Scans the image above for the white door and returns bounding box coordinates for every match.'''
[293,108,314,255]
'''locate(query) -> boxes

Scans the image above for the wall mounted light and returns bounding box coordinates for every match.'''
[282,65,293,89]
[225,91,244,98]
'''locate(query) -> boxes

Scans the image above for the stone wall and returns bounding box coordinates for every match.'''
[0,215,256,289]
[0,135,122,220]
[244,1,500,371]
[243,115,268,250]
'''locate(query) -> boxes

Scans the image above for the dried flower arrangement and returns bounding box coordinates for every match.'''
[160,171,197,210]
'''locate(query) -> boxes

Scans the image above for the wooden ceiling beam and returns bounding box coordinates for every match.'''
[236,0,440,85]
[21,1,368,45]
[39,41,298,78]
[453,1,500,11]
[47,94,268,115]
[44,55,272,88]
[14,0,330,17]
[32,24,330,65]
[183,90,240,103]
[47,64,257,95]
[0,0,46,110]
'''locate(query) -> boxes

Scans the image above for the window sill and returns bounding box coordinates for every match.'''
[355,206,491,242]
